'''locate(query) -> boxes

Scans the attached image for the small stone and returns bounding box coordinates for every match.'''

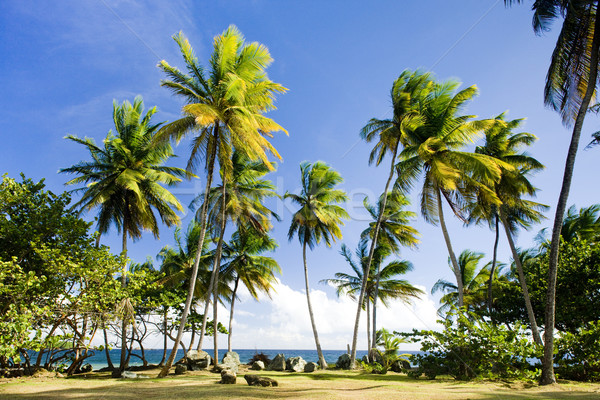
[175,364,187,375]
[220,369,237,384]
[121,371,137,379]
[251,361,265,370]
[286,356,306,372]
[244,374,278,387]
[304,362,319,373]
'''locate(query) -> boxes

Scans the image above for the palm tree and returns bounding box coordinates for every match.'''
[221,228,280,351]
[286,161,349,369]
[323,239,423,356]
[467,113,547,344]
[505,0,600,384]
[361,192,419,347]
[157,27,286,377]
[350,70,432,367]
[60,96,187,375]
[191,151,279,361]
[432,250,491,317]
[557,204,600,242]
[395,78,505,311]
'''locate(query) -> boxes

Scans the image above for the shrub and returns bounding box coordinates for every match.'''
[556,321,600,382]
[248,352,271,365]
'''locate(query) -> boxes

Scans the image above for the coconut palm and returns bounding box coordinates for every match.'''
[505,0,600,384]
[221,228,280,352]
[467,113,547,344]
[286,161,349,369]
[558,204,600,242]
[157,26,286,377]
[60,96,187,375]
[360,192,419,347]
[432,250,491,317]
[190,151,279,360]
[395,78,505,311]
[323,239,423,356]
[349,70,432,367]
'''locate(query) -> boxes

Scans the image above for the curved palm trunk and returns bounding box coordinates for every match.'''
[303,241,327,369]
[436,189,464,308]
[541,8,600,385]
[366,297,371,363]
[487,214,500,321]
[158,131,218,378]
[350,142,399,368]
[228,275,240,352]
[211,184,228,367]
[372,269,381,347]
[197,295,213,351]
[499,211,542,346]
[119,229,128,374]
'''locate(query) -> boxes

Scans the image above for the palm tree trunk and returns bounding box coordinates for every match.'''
[372,269,381,348]
[487,214,500,321]
[212,176,228,366]
[303,240,327,369]
[158,129,218,378]
[159,308,167,367]
[366,297,371,363]
[499,211,543,346]
[436,189,463,308]
[350,142,399,368]
[228,276,240,352]
[541,7,600,385]
[119,229,128,374]
[197,296,212,351]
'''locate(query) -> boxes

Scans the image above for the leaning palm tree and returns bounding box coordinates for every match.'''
[467,113,547,344]
[157,27,287,377]
[221,227,280,351]
[361,192,419,347]
[60,96,187,375]
[395,78,505,311]
[323,238,423,356]
[505,0,600,384]
[191,151,279,360]
[286,161,349,369]
[432,250,492,317]
[349,70,432,368]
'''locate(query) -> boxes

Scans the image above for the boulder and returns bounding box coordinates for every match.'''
[251,360,265,370]
[267,353,286,371]
[244,374,278,387]
[304,362,319,373]
[286,356,306,372]
[175,364,187,375]
[121,371,138,379]
[220,369,237,384]
[221,351,241,374]
[80,363,93,373]
[336,353,352,369]
[186,350,212,370]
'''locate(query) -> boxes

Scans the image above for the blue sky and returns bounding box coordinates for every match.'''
[1,0,598,350]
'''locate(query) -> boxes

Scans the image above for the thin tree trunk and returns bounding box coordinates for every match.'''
[102,318,114,370]
[541,7,600,385]
[499,211,543,346]
[350,142,399,368]
[487,214,500,321]
[228,276,240,352]
[436,189,464,308]
[212,176,228,365]
[119,229,128,374]
[159,308,167,367]
[303,241,327,369]
[197,297,212,351]
[366,297,371,363]
[158,129,218,378]
[372,269,381,348]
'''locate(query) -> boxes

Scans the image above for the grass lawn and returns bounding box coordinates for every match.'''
[1,367,600,400]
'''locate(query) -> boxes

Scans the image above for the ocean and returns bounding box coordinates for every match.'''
[74,349,421,369]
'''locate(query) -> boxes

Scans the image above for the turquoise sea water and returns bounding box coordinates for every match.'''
[72,349,421,369]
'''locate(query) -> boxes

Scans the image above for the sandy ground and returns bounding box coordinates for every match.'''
[2,367,600,400]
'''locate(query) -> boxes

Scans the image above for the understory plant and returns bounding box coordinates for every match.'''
[555,321,600,382]
[400,311,542,380]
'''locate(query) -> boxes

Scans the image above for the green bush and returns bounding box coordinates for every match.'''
[556,321,600,381]
[400,312,542,380]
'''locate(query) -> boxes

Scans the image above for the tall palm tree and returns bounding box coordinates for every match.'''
[557,204,600,242]
[157,27,287,377]
[221,228,280,351]
[191,151,279,360]
[361,192,419,347]
[323,239,423,356]
[467,113,547,344]
[286,161,349,369]
[505,0,600,384]
[350,70,432,367]
[432,250,492,317]
[60,96,187,375]
[395,78,505,311]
